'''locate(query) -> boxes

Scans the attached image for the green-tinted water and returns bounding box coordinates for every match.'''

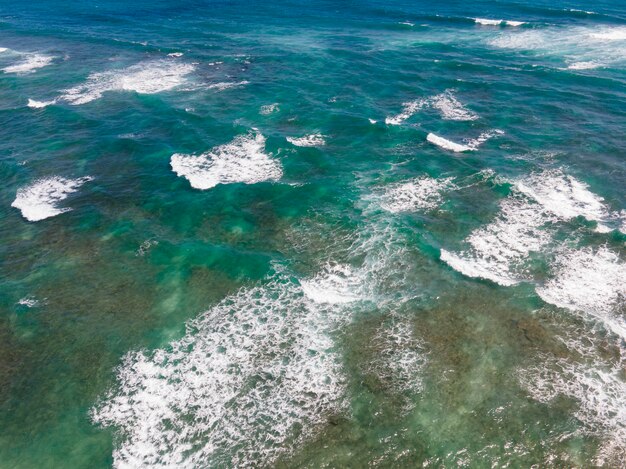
[0,1,625,466]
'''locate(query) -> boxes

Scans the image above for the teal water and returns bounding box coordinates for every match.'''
[0,1,625,466]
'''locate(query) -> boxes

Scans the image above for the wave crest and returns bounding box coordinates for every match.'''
[170,132,282,190]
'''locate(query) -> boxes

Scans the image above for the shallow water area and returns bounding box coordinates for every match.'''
[0,0,625,467]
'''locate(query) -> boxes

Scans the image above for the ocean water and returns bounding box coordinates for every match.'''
[0,0,625,466]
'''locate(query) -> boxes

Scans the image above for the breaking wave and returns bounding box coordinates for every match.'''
[441,169,618,285]
[286,133,326,147]
[386,90,478,125]
[475,18,525,27]
[11,176,93,222]
[92,266,349,467]
[377,176,456,213]
[59,60,195,105]
[2,53,54,74]
[537,246,626,340]
[170,132,282,190]
[427,130,503,152]
[520,316,626,465]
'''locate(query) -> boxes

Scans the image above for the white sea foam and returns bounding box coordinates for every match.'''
[430,91,479,121]
[0,47,8,53]
[490,26,626,70]
[369,319,425,400]
[27,98,56,108]
[301,263,361,304]
[475,18,525,26]
[206,80,249,91]
[471,129,504,146]
[3,53,54,74]
[136,239,159,257]
[441,194,553,286]
[92,268,348,468]
[475,18,503,26]
[167,52,183,57]
[427,133,473,152]
[18,296,41,308]
[170,132,282,190]
[95,173,433,465]
[567,61,602,70]
[297,205,418,307]
[379,176,456,213]
[441,169,615,285]
[259,103,279,115]
[568,8,595,14]
[59,60,195,105]
[11,176,93,222]
[489,30,546,50]
[590,28,626,41]
[515,169,611,228]
[351,202,425,305]
[386,90,477,125]
[286,133,326,147]
[385,99,427,125]
[368,118,377,124]
[520,321,626,465]
[537,246,626,340]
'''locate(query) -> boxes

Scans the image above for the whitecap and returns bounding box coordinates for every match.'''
[475,18,525,27]
[489,30,546,50]
[59,60,195,105]
[3,53,54,74]
[490,26,626,70]
[286,133,326,147]
[590,28,626,41]
[92,268,348,468]
[259,103,279,115]
[301,263,361,304]
[567,61,603,70]
[430,90,479,121]
[440,169,618,285]
[466,129,504,149]
[515,169,611,226]
[475,18,503,26]
[18,296,40,308]
[136,239,159,257]
[386,90,477,125]
[520,322,626,465]
[11,176,93,222]
[379,176,456,213]
[385,99,427,125]
[206,80,249,91]
[427,133,473,152]
[440,193,553,286]
[170,132,282,190]
[428,129,505,153]
[568,8,596,15]
[27,98,56,108]
[369,319,425,400]
[537,246,626,340]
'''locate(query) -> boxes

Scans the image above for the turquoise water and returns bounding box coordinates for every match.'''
[0,1,625,466]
